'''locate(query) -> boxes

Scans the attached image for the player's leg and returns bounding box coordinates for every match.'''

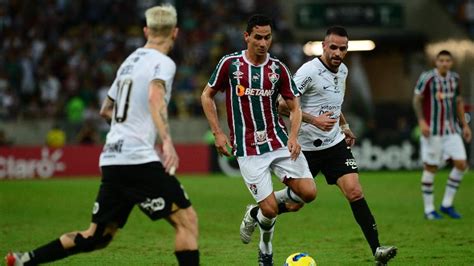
[421,164,440,219]
[166,207,199,266]
[336,173,397,264]
[237,154,277,265]
[6,165,132,266]
[6,223,119,266]
[440,134,468,218]
[135,162,199,266]
[272,147,317,214]
[336,173,379,253]
[419,136,443,219]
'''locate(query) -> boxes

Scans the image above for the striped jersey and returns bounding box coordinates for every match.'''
[100,47,176,166]
[294,57,348,151]
[414,69,461,136]
[208,50,300,157]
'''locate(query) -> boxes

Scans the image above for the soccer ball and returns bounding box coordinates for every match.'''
[284,252,317,266]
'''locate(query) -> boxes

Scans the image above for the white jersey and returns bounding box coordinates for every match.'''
[100,47,176,166]
[293,57,348,151]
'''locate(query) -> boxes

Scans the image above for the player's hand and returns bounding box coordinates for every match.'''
[312,112,337,131]
[342,128,356,147]
[287,137,301,160]
[462,125,472,143]
[214,132,232,157]
[162,139,179,175]
[419,119,430,137]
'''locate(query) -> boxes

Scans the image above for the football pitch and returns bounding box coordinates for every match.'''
[1,170,473,265]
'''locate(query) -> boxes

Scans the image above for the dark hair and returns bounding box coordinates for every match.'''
[436,50,452,58]
[246,14,273,34]
[326,26,349,38]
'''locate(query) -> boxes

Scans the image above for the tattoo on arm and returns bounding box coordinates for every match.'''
[159,103,170,136]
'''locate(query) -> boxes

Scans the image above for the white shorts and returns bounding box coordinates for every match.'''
[420,134,467,166]
[237,147,313,202]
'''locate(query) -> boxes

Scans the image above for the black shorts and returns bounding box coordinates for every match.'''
[92,162,191,228]
[303,140,359,185]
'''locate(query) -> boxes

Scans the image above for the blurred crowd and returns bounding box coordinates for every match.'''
[0,0,305,127]
[442,0,474,37]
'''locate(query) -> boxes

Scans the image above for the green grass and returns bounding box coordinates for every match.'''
[1,171,473,265]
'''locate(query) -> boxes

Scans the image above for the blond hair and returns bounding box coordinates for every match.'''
[145,4,177,36]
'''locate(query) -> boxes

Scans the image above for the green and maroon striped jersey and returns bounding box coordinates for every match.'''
[208,51,300,156]
[414,69,461,136]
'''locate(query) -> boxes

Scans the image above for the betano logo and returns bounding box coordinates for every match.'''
[235,85,275,97]
[0,148,65,179]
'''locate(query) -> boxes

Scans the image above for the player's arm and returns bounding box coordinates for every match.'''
[201,85,231,156]
[99,96,114,124]
[412,94,430,137]
[456,95,472,142]
[149,79,179,174]
[339,112,356,146]
[282,96,302,160]
[278,97,336,131]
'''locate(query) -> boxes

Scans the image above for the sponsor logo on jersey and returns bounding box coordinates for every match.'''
[236,84,246,96]
[233,70,244,80]
[436,91,455,100]
[298,76,312,91]
[153,63,160,76]
[268,72,280,84]
[252,73,260,81]
[103,139,124,153]
[235,85,275,97]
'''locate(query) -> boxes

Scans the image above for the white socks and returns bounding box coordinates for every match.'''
[274,187,303,204]
[256,209,276,255]
[421,170,435,213]
[441,168,464,207]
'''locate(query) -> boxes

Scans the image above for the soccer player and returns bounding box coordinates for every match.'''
[201,14,316,266]
[278,26,397,265]
[5,5,199,266]
[413,50,471,220]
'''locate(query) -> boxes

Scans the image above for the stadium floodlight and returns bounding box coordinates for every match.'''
[303,40,376,56]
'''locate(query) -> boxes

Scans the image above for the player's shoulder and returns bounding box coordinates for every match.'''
[339,62,348,72]
[220,51,243,61]
[420,69,436,79]
[450,71,460,79]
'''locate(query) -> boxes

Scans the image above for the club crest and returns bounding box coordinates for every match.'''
[268,72,279,84]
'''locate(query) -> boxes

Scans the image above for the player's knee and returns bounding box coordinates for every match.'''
[73,231,113,252]
[299,181,317,203]
[454,161,468,171]
[346,187,363,202]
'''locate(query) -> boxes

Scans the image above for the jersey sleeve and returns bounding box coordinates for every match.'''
[208,56,230,91]
[150,59,176,89]
[278,61,300,99]
[293,62,313,95]
[414,72,431,95]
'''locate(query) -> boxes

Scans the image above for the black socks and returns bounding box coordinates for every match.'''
[350,198,380,255]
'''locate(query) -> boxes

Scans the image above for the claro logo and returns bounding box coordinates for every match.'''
[0,148,66,179]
